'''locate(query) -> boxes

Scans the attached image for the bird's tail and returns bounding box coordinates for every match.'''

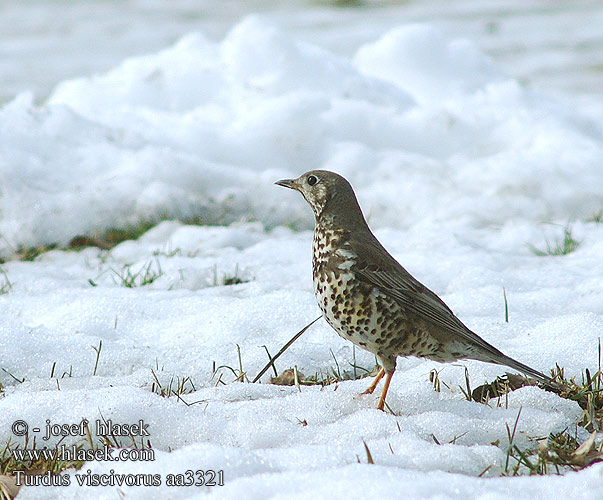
[497,354,550,382]
[490,353,565,392]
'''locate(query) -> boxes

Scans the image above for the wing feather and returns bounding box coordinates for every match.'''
[349,233,510,359]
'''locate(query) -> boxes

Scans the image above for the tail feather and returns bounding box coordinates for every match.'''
[490,353,568,393]
[461,333,559,389]
[497,354,552,384]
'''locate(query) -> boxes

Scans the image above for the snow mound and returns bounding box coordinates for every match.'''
[0,18,601,255]
[354,23,503,102]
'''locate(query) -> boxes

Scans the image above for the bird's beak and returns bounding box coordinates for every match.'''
[275,178,298,190]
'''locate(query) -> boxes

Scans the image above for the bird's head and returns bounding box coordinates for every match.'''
[275,170,356,220]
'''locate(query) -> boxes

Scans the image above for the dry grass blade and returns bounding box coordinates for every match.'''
[504,407,523,474]
[261,345,278,378]
[293,365,301,392]
[252,316,322,383]
[362,440,374,465]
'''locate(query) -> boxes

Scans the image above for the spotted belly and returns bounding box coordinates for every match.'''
[313,268,443,362]
[314,268,397,352]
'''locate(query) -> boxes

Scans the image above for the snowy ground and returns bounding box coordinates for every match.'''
[1,1,603,499]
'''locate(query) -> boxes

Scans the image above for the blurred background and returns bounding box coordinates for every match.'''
[1,0,601,117]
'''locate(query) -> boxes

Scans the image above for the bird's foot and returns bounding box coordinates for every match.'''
[361,367,385,395]
[376,372,394,412]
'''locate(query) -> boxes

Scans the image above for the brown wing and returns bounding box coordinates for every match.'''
[349,231,552,383]
[349,232,517,362]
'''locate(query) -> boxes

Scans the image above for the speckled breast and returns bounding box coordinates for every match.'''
[311,225,441,363]
[312,226,399,355]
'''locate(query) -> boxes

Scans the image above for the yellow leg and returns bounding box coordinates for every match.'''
[376,372,394,411]
[362,367,385,395]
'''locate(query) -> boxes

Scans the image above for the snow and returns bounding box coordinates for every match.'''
[354,24,504,102]
[1,17,601,254]
[0,4,602,500]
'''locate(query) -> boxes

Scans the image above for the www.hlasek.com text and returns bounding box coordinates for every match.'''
[12,444,154,463]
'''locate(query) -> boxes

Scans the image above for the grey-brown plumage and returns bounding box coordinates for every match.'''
[276,169,554,410]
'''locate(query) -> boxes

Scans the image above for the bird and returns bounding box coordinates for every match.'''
[276,170,555,411]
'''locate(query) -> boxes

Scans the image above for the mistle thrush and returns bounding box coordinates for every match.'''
[276,170,554,411]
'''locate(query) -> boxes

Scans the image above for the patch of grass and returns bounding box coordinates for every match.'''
[222,274,246,286]
[1,437,87,476]
[80,214,210,250]
[471,359,603,431]
[282,218,311,232]
[334,0,364,6]
[528,224,581,256]
[587,209,603,224]
[150,369,196,398]
[501,424,602,476]
[466,339,603,475]
[106,258,163,288]
[0,437,87,498]
[72,214,204,251]
[264,345,378,388]
[303,364,380,387]
[252,317,378,387]
[552,363,603,433]
[212,344,250,384]
[7,214,210,261]
[84,219,161,249]
[301,349,379,387]
[152,246,182,258]
[212,264,251,287]
[13,245,57,262]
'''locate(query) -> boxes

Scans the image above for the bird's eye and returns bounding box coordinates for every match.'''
[307,175,318,186]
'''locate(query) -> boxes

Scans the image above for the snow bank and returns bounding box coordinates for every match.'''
[1,216,601,497]
[0,17,601,255]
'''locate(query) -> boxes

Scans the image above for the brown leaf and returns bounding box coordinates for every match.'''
[572,431,603,467]
[0,474,21,500]
[269,368,306,386]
